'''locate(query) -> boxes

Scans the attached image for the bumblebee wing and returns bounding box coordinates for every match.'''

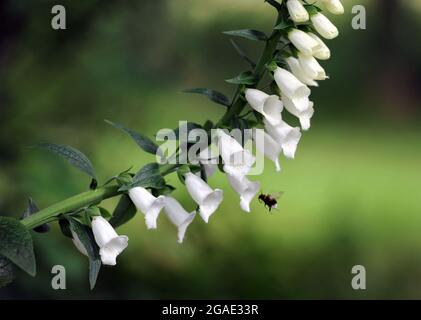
[270,191,284,199]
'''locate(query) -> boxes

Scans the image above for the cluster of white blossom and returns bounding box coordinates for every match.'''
[72,0,344,267]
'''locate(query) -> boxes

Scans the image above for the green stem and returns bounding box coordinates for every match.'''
[217,12,284,126]
[21,186,122,229]
[20,8,286,231]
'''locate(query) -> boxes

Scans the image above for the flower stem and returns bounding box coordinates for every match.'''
[20,8,286,231]
[21,186,122,230]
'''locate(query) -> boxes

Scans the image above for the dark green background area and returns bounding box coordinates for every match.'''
[0,0,420,299]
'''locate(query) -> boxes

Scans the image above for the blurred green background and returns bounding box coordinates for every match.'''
[0,0,420,299]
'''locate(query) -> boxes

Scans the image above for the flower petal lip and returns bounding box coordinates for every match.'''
[264,119,302,159]
[91,216,129,266]
[163,197,196,243]
[288,28,320,56]
[129,187,165,230]
[245,89,283,126]
[99,236,129,266]
[297,53,328,81]
[185,172,223,223]
[282,95,314,131]
[227,174,261,213]
[286,0,309,23]
[307,32,331,60]
[311,13,339,40]
[285,56,319,87]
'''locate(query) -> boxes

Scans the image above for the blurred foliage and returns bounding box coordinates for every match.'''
[0,0,420,299]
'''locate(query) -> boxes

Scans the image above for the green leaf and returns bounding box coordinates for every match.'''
[109,195,137,229]
[68,218,101,290]
[152,184,176,197]
[119,163,166,191]
[35,143,96,180]
[229,39,256,68]
[304,4,322,16]
[59,219,72,238]
[22,198,50,233]
[226,71,257,85]
[0,256,16,288]
[105,120,163,157]
[0,217,36,276]
[274,20,294,30]
[222,29,267,41]
[98,207,112,219]
[183,88,230,107]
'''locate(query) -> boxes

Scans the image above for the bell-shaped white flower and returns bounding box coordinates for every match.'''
[252,129,282,172]
[311,13,339,39]
[297,53,328,81]
[282,94,315,131]
[323,0,344,15]
[92,216,128,266]
[274,67,311,112]
[264,119,302,159]
[185,172,223,223]
[164,197,196,243]
[215,129,255,178]
[285,56,318,87]
[286,0,309,23]
[288,28,320,56]
[227,174,260,213]
[307,32,331,60]
[245,89,283,126]
[128,187,165,230]
[71,230,88,256]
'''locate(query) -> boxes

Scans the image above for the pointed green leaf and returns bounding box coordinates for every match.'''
[35,143,96,180]
[183,88,230,107]
[0,217,36,276]
[119,163,166,191]
[226,71,257,85]
[22,198,50,233]
[109,195,137,229]
[0,256,16,288]
[105,120,163,157]
[229,39,256,68]
[68,218,101,290]
[222,29,267,41]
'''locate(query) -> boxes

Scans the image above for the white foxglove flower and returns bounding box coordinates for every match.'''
[185,172,223,223]
[227,174,260,213]
[274,67,311,112]
[264,119,302,159]
[92,216,128,266]
[285,56,318,87]
[128,187,165,230]
[216,129,255,178]
[252,129,282,172]
[311,13,339,39]
[282,94,315,131]
[164,197,196,243]
[323,0,344,15]
[288,28,320,56]
[297,53,328,81]
[286,0,309,23]
[308,32,331,60]
[245,89,283,126]
[71,230,88,256]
